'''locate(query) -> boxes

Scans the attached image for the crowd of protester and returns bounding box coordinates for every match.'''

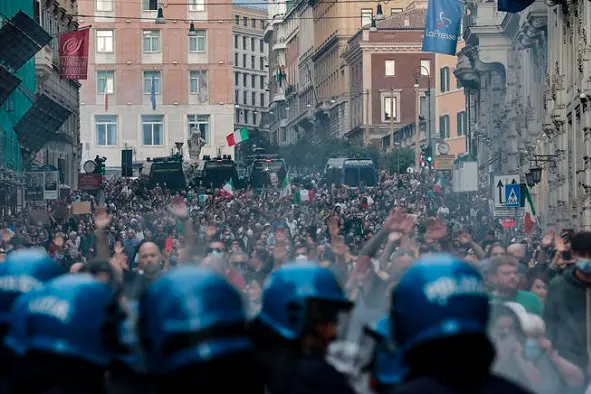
[2,169,591,393]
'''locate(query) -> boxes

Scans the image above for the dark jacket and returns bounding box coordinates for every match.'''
[388,375,533,394]
[544,266,591,370]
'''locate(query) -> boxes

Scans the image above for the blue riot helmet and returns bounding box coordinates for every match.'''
[115,299,145,373]
[138,266,251,375]
[0,248,63,323]
[390,253,489,354]
[256,262,352,344]
[363,316,406,393]
[4,291,40,356]
[17,274,125,367]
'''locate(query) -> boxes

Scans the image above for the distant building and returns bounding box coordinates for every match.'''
[232,5,269,145]
[78,0,234,168]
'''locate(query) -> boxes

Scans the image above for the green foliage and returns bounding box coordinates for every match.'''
[382,147,415,173]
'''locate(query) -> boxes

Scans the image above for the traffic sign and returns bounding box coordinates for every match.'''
[505,184,521,207]
[493,174,522,217]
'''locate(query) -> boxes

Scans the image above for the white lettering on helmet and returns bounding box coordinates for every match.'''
[423,276,484,305]
[0,275,44,293]
[28,296,71,323]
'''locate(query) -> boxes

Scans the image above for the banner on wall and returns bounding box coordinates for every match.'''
[422,0,463,56]
[43,171,59,200]
[59,27,90,80]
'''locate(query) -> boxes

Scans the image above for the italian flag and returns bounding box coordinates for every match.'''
[524,186,537,234]
[220,179,234,198]
[294,189,313,204]
[226,127,249,147]
[280,175,291,199]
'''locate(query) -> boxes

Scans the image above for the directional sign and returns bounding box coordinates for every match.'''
[505,184,521,208]
[493,174,521,217]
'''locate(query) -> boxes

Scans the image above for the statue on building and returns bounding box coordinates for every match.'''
[187,127,206,162]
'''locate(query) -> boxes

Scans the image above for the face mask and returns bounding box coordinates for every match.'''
[523,338,543,361]
[577,258,591,274]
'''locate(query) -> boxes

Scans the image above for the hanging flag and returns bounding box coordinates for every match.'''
[280,174,291,199]
[104,90,109,111]
[498,0,535,13]
[220,179,234,198]
[524,186,537,234]
[150,72,157,111]
[294,189,313,204]
[226,127,249,147]
[59,27,90,80]
[422,0,463,56]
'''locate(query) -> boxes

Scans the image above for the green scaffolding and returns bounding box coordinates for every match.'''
[0,0,37,172]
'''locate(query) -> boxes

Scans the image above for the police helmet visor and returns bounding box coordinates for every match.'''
[301,298,353,342]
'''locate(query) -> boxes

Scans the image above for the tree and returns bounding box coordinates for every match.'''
[383,148,415,173]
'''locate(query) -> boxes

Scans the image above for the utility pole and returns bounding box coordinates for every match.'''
[389,87,395,151]
[414,82,421,172]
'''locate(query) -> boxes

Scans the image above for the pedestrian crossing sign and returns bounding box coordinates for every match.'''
[505,184,521,208]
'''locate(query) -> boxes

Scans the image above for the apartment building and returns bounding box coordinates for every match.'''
[232,6,268,138]
[434,42,466,158]
[343,8,434,148]
[78,0,233,167]
[34,0,81,188]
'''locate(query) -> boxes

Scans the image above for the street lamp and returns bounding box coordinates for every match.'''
[413,65,432,167]
[414,78,421,172]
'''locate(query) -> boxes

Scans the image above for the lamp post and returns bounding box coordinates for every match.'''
[414,79,421,172]
[413,65,432,166]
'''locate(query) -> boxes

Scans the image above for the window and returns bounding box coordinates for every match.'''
[251,75,256,88]
[242,36,247,50]
[96,71,115,94]
[244,110,249,124]
[143,71,161,94]
[260,57,264,70]
[234,35,238,48]
[142,30,161,53]
[457,111,467,136]
[242,54,247,67]
[234,53,239,67]
[251,37,255,51]
[440,67,450,93]
[383,96,398,122]
[96,0,113,11]
[243,17,248,26]
[235,109,241,123]
[187,114,210,143]
[260,93,265,107]
[189,30,206,52]
[243,73,247,87]
[439,114,450,139]
[189,70,208,99]
[420,60,430,76]
[243,91,247,105]
[142,115,164,145]
[188,0,205,12]
[235,72,240,86]
[361,9,373,27]
[253,112,257,125]
[95,115,117,146]
[260,39,264,52]
[385,60,395,76]
[235,15,239,24]
[251,55,255,69]
[142,0,158,11]
[251,19,257,28]
[96,30,113,53]
[252,92,256,106]
[235,90,240,103]
[260,75,265,89]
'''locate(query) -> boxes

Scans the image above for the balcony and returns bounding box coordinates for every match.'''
[272,37,287,52]
[35,45,54,77]
[272,92,286,103]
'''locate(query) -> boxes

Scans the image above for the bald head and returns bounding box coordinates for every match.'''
[138,241,162,276]
[507,243,526,259]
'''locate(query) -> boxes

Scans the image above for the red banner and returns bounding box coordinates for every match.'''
[59,28,90,80]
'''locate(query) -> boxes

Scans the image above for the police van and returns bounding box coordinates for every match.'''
[141,156,187,190]
[246,154,288,189]
[192,155,241,189]
[324,158,378,188]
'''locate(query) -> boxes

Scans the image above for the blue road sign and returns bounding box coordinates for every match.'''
[505,184,521,208]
